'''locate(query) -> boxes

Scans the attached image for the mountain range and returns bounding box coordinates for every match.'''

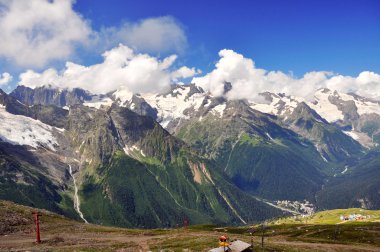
[1,83,380,227]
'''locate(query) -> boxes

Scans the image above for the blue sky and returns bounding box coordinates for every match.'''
[0,0,379,95]
[74,0,380,76]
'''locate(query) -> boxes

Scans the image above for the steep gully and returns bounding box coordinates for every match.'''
[68,164,88,223]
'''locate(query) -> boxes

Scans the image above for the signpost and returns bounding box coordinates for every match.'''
[33,211,42,243]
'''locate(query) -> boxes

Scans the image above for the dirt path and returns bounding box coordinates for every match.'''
[0,231,167,251]
[2,228,380,252]
[268,238,380,252]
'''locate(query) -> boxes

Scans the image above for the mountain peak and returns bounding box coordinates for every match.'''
[10,85,93,107]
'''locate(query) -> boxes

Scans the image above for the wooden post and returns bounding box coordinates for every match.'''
[261,224,265,249]
[33,211,41,243]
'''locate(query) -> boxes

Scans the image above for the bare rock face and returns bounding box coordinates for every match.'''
[10,85,92,107]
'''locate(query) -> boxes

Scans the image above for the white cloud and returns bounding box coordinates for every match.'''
[19,44,199,94]
[171,66,201,82]
[0,1,187,69]
[0,0,91,68]
[0,72,12,86]
[98,16,187,55]
[192,49,380,101]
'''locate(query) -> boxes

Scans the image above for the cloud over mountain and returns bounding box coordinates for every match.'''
[192,49,380,101]
[19,44,199,94]
[0,72,12,86]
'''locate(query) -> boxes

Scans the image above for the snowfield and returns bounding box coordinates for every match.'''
[308,89,344,123]
[250,94,303,116]
[0,107,58,150]
[114,85,206,126]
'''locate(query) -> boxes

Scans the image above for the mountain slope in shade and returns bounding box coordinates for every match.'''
[316,151,380,210]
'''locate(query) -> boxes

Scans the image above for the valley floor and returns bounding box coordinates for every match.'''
[1,201,380,252]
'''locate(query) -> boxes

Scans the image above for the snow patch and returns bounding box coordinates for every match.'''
[250,94,303,117]
[308,90,344,122]
[315,144,329,162]
[341,166,348,174]
[211,104,226,117]
[123,144,145,158]
[113,88,133,104]
[250,95,281,114]
[139,86,206,128]
[83,95,113,109]
[338,92,380,116]
[265,132,274,141]
[54,127,65,132]
[0,107,58,150]
[343,130,360,140]
[354,100,380,116]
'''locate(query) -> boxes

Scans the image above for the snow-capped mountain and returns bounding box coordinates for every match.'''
[0,88,287,227]
[112,84,207,129]
[249,88,380,126]
[11,83,380,149]
[247,88,380,148]
[3,84,380,222]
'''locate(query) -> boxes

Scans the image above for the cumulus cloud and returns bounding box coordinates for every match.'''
[19,44,199,94]
[172,66,201,82]
[0,0,91,68]
[192,49,380,101]
[97,16,187,55]
[0,1,187,68]
[0,72,12,86]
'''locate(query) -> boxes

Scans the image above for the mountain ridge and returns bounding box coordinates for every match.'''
[1,84,380,228]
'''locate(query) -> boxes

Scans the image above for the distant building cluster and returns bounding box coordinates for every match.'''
[339,214,371,221]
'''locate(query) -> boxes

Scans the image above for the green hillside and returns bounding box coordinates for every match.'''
[175,108,326,201]
[70,105,286,228]
[316,152,380,210]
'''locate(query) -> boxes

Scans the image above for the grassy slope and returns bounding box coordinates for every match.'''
[2,200,380,252]
[273,208,380,225]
